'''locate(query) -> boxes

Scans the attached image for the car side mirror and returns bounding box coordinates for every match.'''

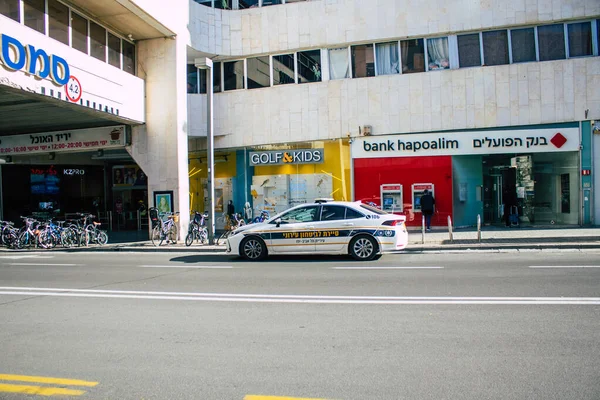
[275,218,281,228]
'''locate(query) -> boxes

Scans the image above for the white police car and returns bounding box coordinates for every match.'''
[226,201,408,261]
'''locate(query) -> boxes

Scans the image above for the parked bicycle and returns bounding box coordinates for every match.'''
[151,211,180,246]
[185,211,208,246]
[252,209,270,224]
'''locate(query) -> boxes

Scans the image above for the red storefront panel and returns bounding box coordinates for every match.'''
[354,156,453,226]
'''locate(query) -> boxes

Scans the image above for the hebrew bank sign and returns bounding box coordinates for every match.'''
[0,33,70,86]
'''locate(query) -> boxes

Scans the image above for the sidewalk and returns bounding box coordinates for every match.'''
[41,225,599,253]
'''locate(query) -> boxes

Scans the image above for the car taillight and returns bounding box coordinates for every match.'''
[382,220,401,226]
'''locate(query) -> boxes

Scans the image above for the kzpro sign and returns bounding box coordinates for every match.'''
[0,33,70,86]
[249,149,324,166]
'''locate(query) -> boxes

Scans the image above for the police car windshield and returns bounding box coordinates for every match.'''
[360,204,388,215]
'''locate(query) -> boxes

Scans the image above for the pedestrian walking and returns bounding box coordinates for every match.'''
[420,189,435,231]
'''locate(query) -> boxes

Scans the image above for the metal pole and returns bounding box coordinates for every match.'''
[477,214,481,243]
[447,215,453,243]
[206,62,215,245]
[137,210,141,231]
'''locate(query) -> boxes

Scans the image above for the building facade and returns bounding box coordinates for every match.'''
[1,0,599,235]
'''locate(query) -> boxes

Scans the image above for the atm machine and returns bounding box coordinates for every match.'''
[380,184,403,213]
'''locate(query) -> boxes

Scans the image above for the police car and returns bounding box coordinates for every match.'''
[226,200,408,261]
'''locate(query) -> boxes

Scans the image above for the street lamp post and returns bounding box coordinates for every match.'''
[195,57,215,244]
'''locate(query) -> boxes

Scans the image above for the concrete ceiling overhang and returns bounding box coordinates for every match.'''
[0,85,141,136]
[64,0,176,41]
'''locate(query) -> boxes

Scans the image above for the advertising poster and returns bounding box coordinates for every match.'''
[112,165,147,187]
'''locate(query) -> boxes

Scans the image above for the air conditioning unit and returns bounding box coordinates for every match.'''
[361,125,372,136]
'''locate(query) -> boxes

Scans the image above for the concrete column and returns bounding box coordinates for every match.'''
[128,37,190,238]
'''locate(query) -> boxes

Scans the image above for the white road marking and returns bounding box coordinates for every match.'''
[5,263,80,267]
[529,266,600,269]
[333,266,444,270]
[0,255,54,259]
[0,287,598,305]
[138,265,234,269]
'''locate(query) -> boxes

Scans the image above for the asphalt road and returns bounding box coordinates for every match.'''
[1,250,599,400]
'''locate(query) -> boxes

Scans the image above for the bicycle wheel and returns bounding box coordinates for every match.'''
[17,231,31,249]
[151,225,161,247]
[60,230,73,248]
[97,231,108,245]
[185,231,194,247]
[168,224,178,244]
[217,230,230,245]
[199,228,208,244]
[79,231,90,247]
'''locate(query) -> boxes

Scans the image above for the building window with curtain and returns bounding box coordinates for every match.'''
[352,44,375,78]
[458,33,481,67]
[71,12,88,55]
[262,0,283,6]
[510,28,536,63]
[375,42,400,75]
[400,39,425,73]
[538,24,566,61]
[247,56,270,89]
[0,0,20,22]
[483,30,509,66]
[426,37,449,70]
[48,0,69,45]
[23,0,45,34]
[567,22,592,58]
[297,50,321,83]
[273,54,295,85]
[193,0,213,7]
[224,60,245,91]
[329,48,349,80]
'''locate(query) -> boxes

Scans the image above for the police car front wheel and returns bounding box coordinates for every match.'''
[349,235,378,261]
[240,236,267,261]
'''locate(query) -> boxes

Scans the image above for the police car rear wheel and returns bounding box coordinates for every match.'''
[349,235,378,261]
[240,236,267,261]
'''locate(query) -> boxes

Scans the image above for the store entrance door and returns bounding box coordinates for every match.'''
[482,156,518,226]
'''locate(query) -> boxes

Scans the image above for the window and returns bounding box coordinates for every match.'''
[262,0,283,6]
[247,56,270,89]
[107,32,121,68]
[122,40,135,75]
[458,33,481,67]
[278,206,319,224]
[90,22,107,62]
[329,48,349,80]
[400,39,425,73]
[345,208,364,220]
[321,206,346,221]
[213,61,222,92]
[273,54,295,85]
[71,12,88,54]
[376,42,400,75]
[538,24,566,61]
[351,44,375,78]
[187,65,198,94]
[426,37,449,70]
[568,22,592,57]
[224,60,244,91]
[297,50,321,83]
[238,0,259,8]
[198,67,207,93]
[48,0,69,45]
[0,0,20,22]
[214,0,231,9]
[193,0,212,7]
[510,28,536,63]
[23,0,45,34]
[483,30,509,66]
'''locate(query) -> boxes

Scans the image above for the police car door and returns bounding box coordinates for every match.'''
[268,205,319,254]
[314,205,350,252]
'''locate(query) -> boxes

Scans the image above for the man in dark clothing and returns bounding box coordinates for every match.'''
[420,189,435,231]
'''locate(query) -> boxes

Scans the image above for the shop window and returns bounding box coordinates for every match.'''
[23,0,45,34]
[510,27,536,63]
[458,33,481,67]
[71,12,88,55]
[224,60,244,91]
[107,32,121,68]
[214,0,231,9]
[187,64,199,94]
[48,0,69,45]
[537,24,566,61]
[90,22,107,62]
[426,37,449,71]
[273,54,295,85]
[0,0,20,23]
[122,40,135,75]
[351,44,375,78]
[239,0,259,8]
[193,0,213,7]
[567,22,592,58]
[376,42,400,75]
[400,39,425,73]
[483,30,509,66]
[329,48,349,80]
[345,208,363,220]
[279,206,319,224]
[321,206,346,221]
[213,61,222,92]
[247,56,270,89]
[262,0,283,6]
[297,50,321,83]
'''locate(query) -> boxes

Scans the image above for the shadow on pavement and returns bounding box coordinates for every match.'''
[169,254,354,264]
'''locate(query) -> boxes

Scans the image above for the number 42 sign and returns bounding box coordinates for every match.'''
[65,75,82,103]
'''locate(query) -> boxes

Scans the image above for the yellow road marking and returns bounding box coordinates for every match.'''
[0,374,98,387]
[0,383,85,396]
[244,396,330,400]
